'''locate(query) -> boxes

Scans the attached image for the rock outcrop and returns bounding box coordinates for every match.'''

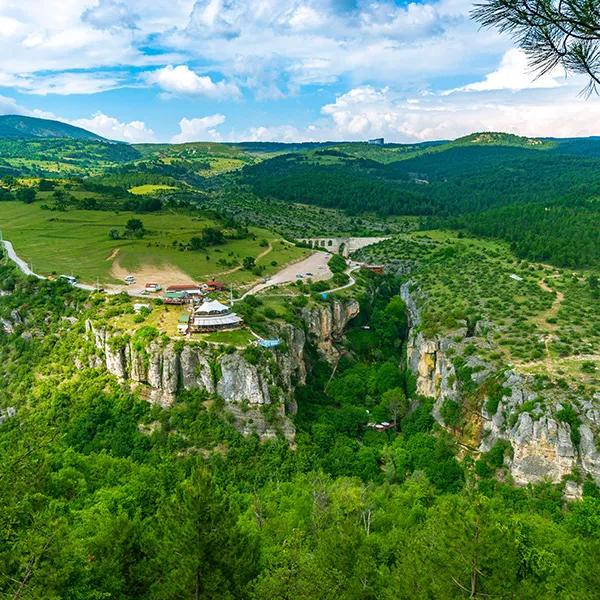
[86,321,300,441]
[401,283,600,488]
[407,332,459,420]
[302,298,359,361]
[86,297,358,442]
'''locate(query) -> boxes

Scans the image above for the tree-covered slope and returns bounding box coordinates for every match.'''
[243,139,600,217]
[0,114,106,141]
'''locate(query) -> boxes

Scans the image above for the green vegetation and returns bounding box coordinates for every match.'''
[129,184,177,195]
[449,199,600,268]
[0,114,106,141]
[0,263,598,598]
[356,231,600,410]
[0,201,307,285]
[1,121,599,598]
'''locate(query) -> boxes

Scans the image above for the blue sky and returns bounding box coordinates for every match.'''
[1,0,600,143]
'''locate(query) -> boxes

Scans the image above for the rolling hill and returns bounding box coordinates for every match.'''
[0,114,106,141]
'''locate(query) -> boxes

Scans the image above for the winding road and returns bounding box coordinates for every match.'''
[2,239,114,294]
[2,237,362,299]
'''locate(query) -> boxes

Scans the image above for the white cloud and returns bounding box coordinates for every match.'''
[448,49,568,94]
[0,71,124,95]
[171,0,508,91]
[240,124,303,142]
[0,0,507,99]
[70,112,156,142]
[145,65,240,99]
[318,85,600,142]
[0,1,189,78]
[82,0,139,30]
[171,114,226,143]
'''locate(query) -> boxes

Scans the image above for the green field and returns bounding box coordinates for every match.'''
[0,202,308,286]
[129,184,177,195]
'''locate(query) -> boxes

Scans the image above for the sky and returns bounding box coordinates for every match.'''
[1,0,600,144]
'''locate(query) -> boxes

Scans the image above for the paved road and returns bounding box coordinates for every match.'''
[1,240,44,280]
[321,264,360,294]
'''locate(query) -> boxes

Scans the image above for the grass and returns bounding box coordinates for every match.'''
[113,303,182,336]
[200,329,255,346]
[111,303,255,346]
[129,184,177,195]
[0,202,308,286]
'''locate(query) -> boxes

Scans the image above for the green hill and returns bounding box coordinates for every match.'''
[451,131,554,149]
[0,114,106,141]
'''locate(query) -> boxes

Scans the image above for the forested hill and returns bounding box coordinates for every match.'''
[242,137,600,217]
[0,115,106,141]
[241,134,600,267]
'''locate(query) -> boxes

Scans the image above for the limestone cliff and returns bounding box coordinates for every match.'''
[86,321,300,441]
[301,298,359,361]
[401,283,600,489]
[86,297,358,441]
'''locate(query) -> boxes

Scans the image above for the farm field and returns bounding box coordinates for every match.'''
[129,184,177,195]
[0,202,308,286]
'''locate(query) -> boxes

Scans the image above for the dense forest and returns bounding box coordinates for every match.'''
[243,155,430,216]
[242,143,600,268]
[243,145,600,217]
[448,199,600,268]
[1,262,599,599]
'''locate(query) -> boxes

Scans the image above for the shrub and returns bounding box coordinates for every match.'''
[440,399,462,428]
[328,254,347,273]
[556,404,581,446]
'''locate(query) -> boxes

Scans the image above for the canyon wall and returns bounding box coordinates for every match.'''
[86,297,359,441]
[401,283,600,491]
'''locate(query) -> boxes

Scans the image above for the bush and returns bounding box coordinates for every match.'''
[440,399,462,428]
[556,404,581,446]
[328,254,347,273]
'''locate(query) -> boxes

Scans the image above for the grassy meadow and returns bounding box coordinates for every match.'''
[0,202,308,286]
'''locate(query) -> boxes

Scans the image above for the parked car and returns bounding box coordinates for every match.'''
[59,275,77,285]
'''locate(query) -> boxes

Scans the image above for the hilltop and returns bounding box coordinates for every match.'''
[451,131,553,149]
[0,115,106,141]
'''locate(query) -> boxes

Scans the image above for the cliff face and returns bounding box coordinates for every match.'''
[87,321,302,441]
[401,283,600,489]
[302,298,360,361]
[86,298,358,441]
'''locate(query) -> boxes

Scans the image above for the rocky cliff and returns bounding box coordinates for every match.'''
[86,321,304,441]
[401,283,600,491]
[302,298,360,361]
[86,298,359,441]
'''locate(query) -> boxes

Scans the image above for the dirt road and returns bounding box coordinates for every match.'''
[242,251,332,297]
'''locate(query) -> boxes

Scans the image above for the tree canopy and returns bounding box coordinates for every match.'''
[473,0,600,95]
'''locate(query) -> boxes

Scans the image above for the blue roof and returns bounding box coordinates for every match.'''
[258,339,281,348]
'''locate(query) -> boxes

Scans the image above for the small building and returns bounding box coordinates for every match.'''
[362,264,385,275]
[145,282,162,292]
[166,284,202,296]
[164,291,188,305]
[203,279,226,292]
[190,300,242,332]
[177,313,190,335]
